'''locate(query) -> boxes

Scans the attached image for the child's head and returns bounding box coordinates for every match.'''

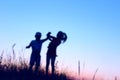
[57,31,67,43]
[35,32,41,40]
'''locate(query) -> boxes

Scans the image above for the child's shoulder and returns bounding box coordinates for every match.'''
[31,40,36,43]
[31,40,42,43]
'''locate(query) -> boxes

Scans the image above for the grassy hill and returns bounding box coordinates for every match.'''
[0,63,71,80]
[0,45,74,80]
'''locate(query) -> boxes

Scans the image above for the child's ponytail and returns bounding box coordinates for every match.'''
[62,32,67,43]
[57,31,67,43]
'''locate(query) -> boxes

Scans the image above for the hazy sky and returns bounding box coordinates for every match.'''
[0,0,120,79]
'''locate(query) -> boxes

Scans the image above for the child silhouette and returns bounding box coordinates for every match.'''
[46,31,67,75]
[26,32,49,72]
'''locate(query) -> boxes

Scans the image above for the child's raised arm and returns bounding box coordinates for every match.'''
[26,42,31,48]
[47,32,56,41]
[48,35,55,41]
[41,32,51,43]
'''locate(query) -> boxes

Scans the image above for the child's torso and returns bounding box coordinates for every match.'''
[31,40,43,54]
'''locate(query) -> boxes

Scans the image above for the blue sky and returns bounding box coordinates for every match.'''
[0,0,120,79]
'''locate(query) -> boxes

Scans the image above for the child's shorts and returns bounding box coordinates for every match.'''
[30,53,41,66]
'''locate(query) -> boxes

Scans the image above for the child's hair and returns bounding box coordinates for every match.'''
[57,31,67,43]
[35,32,41,39]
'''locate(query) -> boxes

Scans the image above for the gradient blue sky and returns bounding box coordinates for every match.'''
[0,0,120,79]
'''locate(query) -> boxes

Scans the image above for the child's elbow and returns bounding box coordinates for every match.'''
[26,46,30,48]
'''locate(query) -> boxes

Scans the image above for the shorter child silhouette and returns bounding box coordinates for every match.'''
[26,32,49,72]
[46,31,67,75]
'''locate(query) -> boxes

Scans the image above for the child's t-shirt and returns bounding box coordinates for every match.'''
[30,40,43,55]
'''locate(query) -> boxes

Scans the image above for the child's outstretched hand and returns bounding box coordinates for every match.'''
[47,32,51,38]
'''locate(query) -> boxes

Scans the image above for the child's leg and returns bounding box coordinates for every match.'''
[35,55,41,72]
[51,56,56,75]
[46,55,51,75]
[29,54,35,71]
[29,64,33,71]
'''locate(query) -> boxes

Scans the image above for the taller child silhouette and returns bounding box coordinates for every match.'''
[46,31,67,75]
[26,32,49,72]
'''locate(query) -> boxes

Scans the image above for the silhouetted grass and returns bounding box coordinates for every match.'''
[0,46,71,80]
[0,45,106,80]
[0,61,71,80]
